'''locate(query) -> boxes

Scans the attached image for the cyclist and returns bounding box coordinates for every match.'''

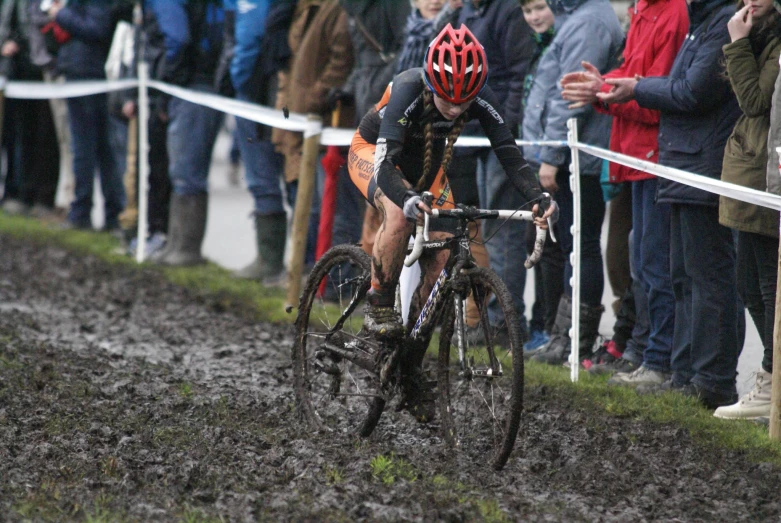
[347,23,554,419]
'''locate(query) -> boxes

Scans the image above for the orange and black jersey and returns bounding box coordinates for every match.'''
[357,68,542,209]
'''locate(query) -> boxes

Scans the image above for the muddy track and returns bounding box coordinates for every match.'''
[0,234,779,522]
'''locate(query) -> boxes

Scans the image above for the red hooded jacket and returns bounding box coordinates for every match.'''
[596,0,689,183]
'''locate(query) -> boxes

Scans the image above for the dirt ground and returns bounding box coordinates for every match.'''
[1,234,780,522]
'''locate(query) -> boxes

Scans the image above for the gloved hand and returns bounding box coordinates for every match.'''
[403,193,423,222]
[326,87,354,110]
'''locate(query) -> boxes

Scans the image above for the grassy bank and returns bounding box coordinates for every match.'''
[3,212,781,467]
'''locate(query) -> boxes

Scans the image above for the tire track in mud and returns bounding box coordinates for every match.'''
[0,234,780,522]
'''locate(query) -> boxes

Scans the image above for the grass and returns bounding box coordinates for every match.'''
[2,213,781,466]
[370,453,418,485]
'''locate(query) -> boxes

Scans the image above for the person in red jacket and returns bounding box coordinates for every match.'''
[560,0,688,386]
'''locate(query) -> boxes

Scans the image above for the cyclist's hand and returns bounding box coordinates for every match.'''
[532,195,558,229]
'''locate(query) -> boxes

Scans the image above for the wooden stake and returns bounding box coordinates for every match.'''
[285,114,322,311]
[770,213,781,439]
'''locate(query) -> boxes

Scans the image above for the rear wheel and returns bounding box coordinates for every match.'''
[437,267,524,470]
[292,245,385,436]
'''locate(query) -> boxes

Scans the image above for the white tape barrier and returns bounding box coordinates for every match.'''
[5,79,139,100]
[577,143,781,212]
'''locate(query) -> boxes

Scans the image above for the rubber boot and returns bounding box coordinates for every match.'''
[529,296,604,365]
[233,213,287,281]
[159,193,207,266]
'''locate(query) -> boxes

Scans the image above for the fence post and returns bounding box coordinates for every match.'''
[286,114,323,310]
[771,213,781,439]
[136,61,150,263]
[567,118,581,383]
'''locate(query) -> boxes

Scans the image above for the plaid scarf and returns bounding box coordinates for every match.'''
[395,9,437,75]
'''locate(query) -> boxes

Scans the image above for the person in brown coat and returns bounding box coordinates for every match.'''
[273,0,354,184]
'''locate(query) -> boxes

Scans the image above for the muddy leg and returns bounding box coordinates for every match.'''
[371,192,415,294]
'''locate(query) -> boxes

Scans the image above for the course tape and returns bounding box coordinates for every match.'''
[5,79,139,100]
[6,77,780,212]
[576,143,781,212]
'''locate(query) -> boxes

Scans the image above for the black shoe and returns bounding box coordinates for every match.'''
[636,377,686,395]
[687,384,738,410]
[363,289,403,339]
[588,355,640,376]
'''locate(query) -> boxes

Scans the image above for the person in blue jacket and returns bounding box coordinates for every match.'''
[222,0,293,283]
[599,0,742,409]
[145,0,225,266]
[50,0,125,231]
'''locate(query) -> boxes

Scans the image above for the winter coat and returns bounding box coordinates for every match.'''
[339,0,410,122]
[54,0,114,80]
[766,56,781,197]
[719,34,781,237]
[145,0,224,87]
[597,0,688,184]
[272,0,354,182]
[522,0,623,175]
[456,0,534,135]
[633,0,740,206]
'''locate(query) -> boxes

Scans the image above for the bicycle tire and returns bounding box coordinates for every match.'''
[292,244,385,437]
[437,267,524,471]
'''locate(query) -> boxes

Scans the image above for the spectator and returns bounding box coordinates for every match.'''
[146,0,225,266]
[0,0,60,219]
[713,0,781,419]
[597,0,742,409]
[394,0,455,75]
[51,0,125,231]
[519,0,563,352]
[223,0,295,283]
[560,0,688,385]
[523,0,623,365]
[337,0,410,257]
[451,0,536,342]
[272,0,354,272]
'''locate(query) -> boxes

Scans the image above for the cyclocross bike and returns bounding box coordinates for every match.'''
[292,192,553,471]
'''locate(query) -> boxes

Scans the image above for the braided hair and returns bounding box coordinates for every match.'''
[416,89,468,192]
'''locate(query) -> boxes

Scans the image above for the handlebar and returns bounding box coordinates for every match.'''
[403,205,551,268]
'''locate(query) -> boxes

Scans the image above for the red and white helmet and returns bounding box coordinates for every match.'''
[424,24,488,105]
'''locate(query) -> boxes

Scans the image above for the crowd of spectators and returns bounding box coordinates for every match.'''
[0,0,779,420]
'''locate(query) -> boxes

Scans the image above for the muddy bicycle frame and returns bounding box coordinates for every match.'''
[320,197,550,379]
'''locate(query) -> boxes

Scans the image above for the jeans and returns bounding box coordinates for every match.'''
[474,149,527,333]
[235,92,285,215]
[632,179,674,372]
[555,170,605,307]
[331,163,365,247]
[670,204,738,396]
[167,85,224,196]
[736,230,778,374]
[67,93,125,228]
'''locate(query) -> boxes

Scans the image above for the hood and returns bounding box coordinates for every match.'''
[546,0,588,15]
[688,0,732,27]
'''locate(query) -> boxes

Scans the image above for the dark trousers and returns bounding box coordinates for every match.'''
[1,98,59,207]
[736,230,778,374]
[526,221,565,333]
[556,170,605,307]
[670,204,738,395]
[606,184,632,302]
[633,178,675,372]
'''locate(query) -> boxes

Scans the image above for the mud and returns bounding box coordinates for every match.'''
[0,233,780,522]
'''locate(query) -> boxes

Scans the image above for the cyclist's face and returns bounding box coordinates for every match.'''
[433,93,474,120]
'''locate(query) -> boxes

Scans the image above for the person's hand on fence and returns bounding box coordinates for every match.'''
[560,61,604,109]
[728,5,753,43]
[597,77,638,105]
[48,0,62,20]
[122,101,136,120]
[539,163,559,193]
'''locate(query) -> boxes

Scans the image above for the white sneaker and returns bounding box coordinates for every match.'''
[606,365,670,388]
[713,369,771,420]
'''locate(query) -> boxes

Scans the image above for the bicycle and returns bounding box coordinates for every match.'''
[292,192,552,470]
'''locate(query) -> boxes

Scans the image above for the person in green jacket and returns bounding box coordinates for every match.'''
[714,0,781,420]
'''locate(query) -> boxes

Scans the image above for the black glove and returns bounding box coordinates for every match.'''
[326,87,354,110]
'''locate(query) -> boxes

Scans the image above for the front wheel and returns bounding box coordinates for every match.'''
[292,244,385,437]
[437,267,524,470]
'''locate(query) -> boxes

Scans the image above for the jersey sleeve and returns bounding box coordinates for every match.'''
[473,87,543,204]
[373,76,426,209]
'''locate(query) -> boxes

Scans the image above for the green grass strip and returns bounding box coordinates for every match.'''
[2,213,781,465]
